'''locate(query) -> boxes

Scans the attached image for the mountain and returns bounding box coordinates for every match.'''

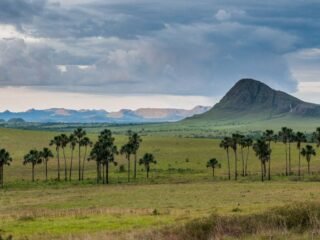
[0,106,210,123]
[188,79,320,122]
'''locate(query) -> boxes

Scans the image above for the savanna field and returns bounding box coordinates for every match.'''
[1,127,320,239]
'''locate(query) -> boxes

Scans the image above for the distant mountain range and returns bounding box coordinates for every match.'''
[187,78,320,123]
[0,106,210,123]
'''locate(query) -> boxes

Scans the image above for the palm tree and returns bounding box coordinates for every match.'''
[287,128,294,175]
[50,135,62,181]
[59,134,69,181]
[89,129,117,184]
[301,145,316,175]
[206,158,220,178]
[129,131,142,179]
[244,137,253,176]
[68,134,77,181]
[239,137,248,177]
[295,132,307,177]
[262,130,275,180]
[73,128,86,181]
[0,148,12,188]
[230,133,243,180]
[23,149,42,182]
[80,136,92,180]
[120,143,133,182]
[219,137,231,180]
[139,153,157,178]
[278,127,289,176]
[253,138,271,182]
[40,148,53,181]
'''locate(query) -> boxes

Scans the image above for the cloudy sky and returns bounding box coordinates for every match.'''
[0,0,319,111]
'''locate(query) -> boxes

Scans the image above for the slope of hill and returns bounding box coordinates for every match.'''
[188,79,320,122]
[0,106,210,123]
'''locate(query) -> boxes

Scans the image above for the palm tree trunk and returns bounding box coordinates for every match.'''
[69,149,74,181]
[32,164,35,182]
[261,161,264,182]
[57,150,60,181]
[63,148,67,181]
[213,167,215,178]
[147,166,149,179]
[96,161,100,183]
[78,144,81,181]
[0,164,3,188]
[226,149,230,180]
[288,142,291,175]
[298,147,301,177]
[128,155,131,182]
[106,161,109,184]
[102,164,105,184]
[234,150,238,180]
[245,147,250,176]
[308,160,310,175]
[45,160,48,181]
[241,148,244,177]
[263,162,267,177]
[268,142,271,181]
[268,158,271,180]
[285,144,288,176]
[134,153,137,179]
[81,146,87,181]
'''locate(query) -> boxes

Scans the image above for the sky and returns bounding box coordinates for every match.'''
[0,0,319,111]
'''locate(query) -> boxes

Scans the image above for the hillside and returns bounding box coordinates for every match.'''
[188,79,320,122]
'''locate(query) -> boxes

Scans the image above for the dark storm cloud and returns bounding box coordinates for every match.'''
[0,0,46,26]
[0,0,319,95]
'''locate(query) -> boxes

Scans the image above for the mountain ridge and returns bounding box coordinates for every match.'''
[0,106,210,123]
[187,78,320,122]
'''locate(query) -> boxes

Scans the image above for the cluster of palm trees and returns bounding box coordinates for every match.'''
[217,127,319,181]
[20,128,157,185]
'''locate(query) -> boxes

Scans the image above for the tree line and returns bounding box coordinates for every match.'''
[0,128,157,187]
[212,127,319,182]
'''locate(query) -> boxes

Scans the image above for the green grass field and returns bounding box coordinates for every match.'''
[1,127,320,239]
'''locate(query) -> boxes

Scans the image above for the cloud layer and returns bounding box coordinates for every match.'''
[0,0,320,97]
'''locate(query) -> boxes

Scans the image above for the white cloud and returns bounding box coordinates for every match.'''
[215,9,231,21]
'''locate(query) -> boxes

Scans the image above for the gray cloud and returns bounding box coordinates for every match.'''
[0,0,319,96]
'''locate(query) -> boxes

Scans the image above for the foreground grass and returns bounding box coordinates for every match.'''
[141,202,320,240]
[2,181,320,239]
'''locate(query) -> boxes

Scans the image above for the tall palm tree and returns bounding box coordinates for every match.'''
[278,127,289,176]
[239,137,248,177]
[73,128,86,181]
[68,133,77,181]
[262,130,275,180]
[40,147,53,181]
[253,138,271,182]
[23,149,42,182]
[219,137,231,180]
[50,135,62,181]
[0,148,12,188]
[230,133,243,180]
[301,145,316,175]
[295,131,307,177]
[129,131,142,179]
[120,143,133,182]
[139,153,157,179]
[206,158,220,178]
[89,129,117,184]
[59,134,69,181]
[244,137,253,176]
[287,128,294,175]
[80,136,92,180]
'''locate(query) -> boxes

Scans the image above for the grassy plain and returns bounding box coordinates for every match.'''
[1,127,320,239]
